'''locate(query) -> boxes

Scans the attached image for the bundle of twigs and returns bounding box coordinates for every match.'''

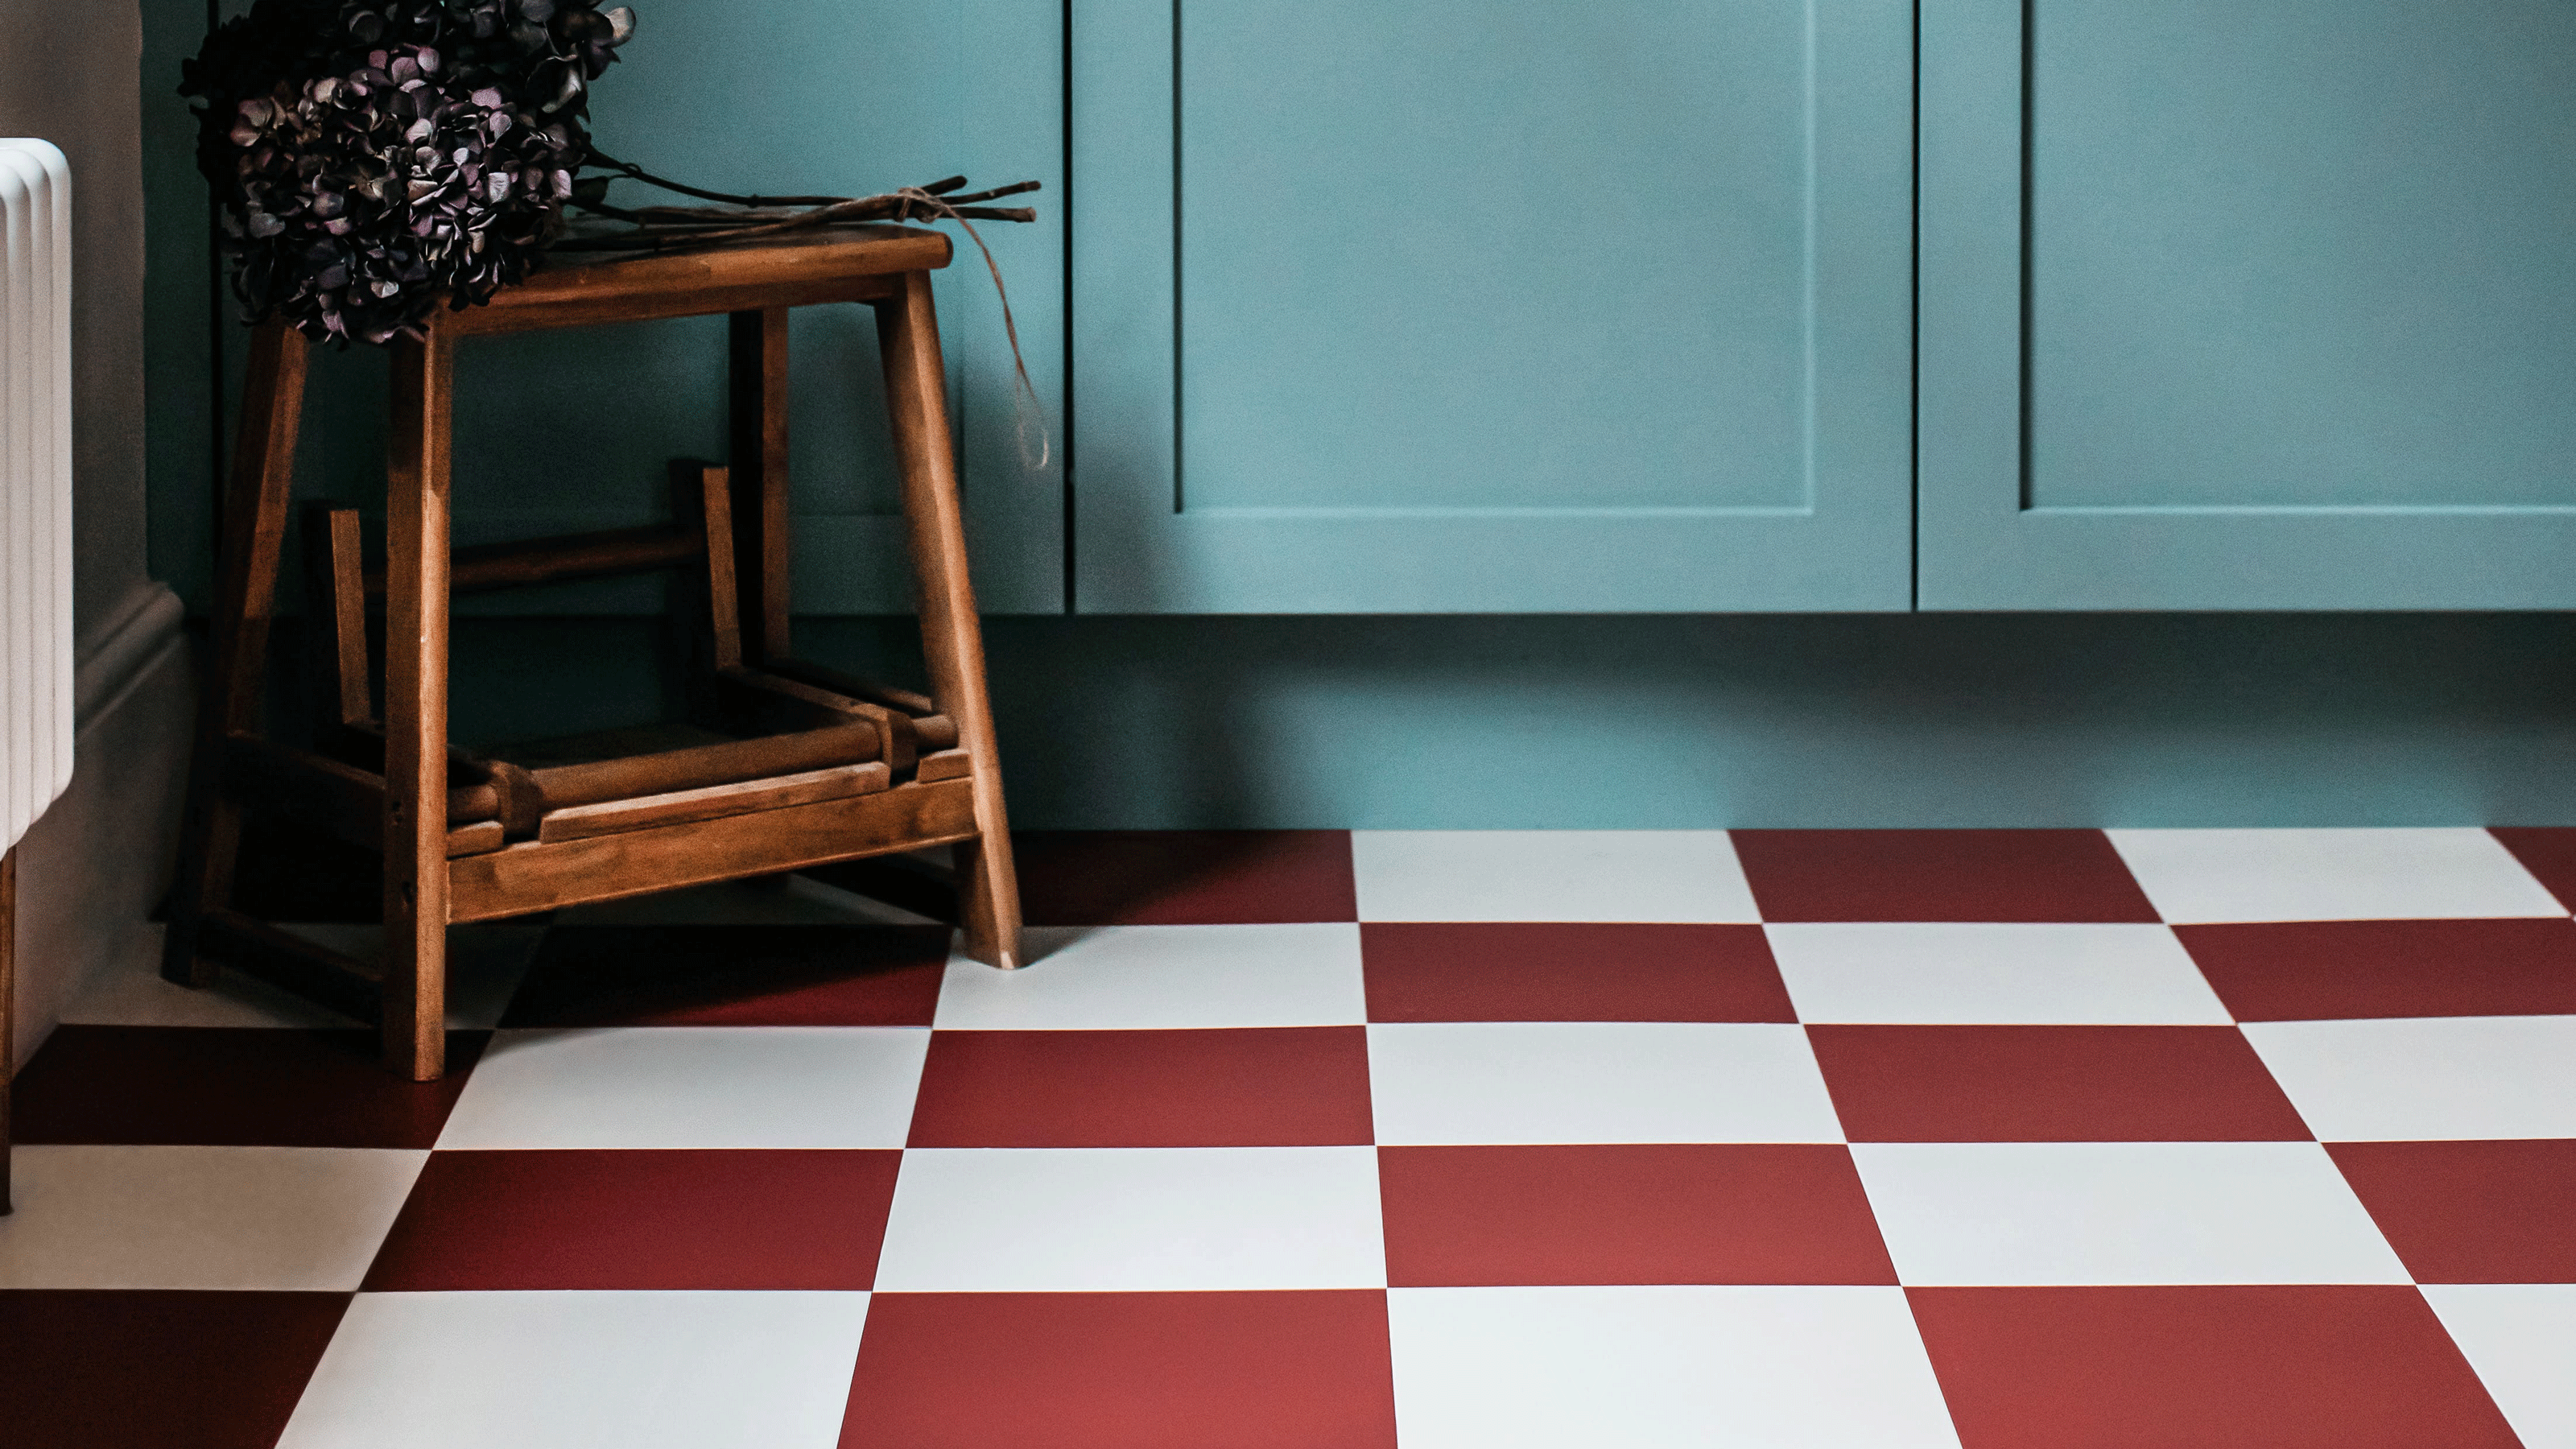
[555,151,1038,252]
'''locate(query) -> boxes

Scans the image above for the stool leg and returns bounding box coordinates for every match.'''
[299,501,375,733]
[873,270,1024,968]
[727,307,794,663]
[163,320,311,988]
[382,332,456,1079]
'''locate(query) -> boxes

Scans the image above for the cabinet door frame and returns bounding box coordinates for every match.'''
[1069,0,1918,613]
[1918,0,2576,611]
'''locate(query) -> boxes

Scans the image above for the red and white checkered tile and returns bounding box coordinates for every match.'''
[6,828,2575,1447]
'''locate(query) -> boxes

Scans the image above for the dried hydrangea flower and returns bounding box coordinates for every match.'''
[182,0,633,344]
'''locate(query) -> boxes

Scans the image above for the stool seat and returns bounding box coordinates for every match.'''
[163,229,1026,1079]
[459,226,953,334]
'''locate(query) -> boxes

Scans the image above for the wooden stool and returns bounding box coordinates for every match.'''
[163,227,1025,1080]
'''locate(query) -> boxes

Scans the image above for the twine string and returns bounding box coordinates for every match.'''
[891,187,1051,472]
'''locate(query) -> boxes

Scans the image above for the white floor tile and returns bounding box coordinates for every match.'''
[436,1026,927,1149]
[873,1146,1385,1291]
[68,923,546,1026]
[1851,1141,2409,1286]
[1367,1022,1843,1145]
[0,1146,423,1290]
[933,924,1366,1030]
[2421,1284,2576,1449]
[1387,1286,1962,1449]
[276,1290,871,1449]
[62,923,544,1030]
[2105,828,2566,923]
[1351,831,1759,923]
[1767,923,2232,1024]
[60,924,350,1028]
[2241,1016,2576,1141]
[278,923,543,1030]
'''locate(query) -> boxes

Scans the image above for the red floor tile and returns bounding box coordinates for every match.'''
[1360,923,1796,1022]
[841,1291,1397,1449]
[2491,826,2576,911]
[1732,829,2160,923]
[2174,918,2576,1021]
[1807,1025,2310,1141]
[0,1290,348,1449]
[10,1027,485,1149]
[1378,1144,1894,1286]
[799,853,966,924]
[361,1149,901,1290]
[500,924,950,1026]
[2328,1139,2576,1283]
[1013,830,1357,925]
[1908,1285,2521,1449]
[907,1028,1373,1147]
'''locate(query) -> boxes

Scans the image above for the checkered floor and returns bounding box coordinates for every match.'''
[6,828,2576,1447]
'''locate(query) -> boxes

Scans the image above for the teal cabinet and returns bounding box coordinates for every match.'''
[150,3,2576,617]
[1070,0,1917,612]
[1919,0,2576,609]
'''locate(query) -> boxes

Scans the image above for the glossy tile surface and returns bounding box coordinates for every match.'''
[1766,922,2230,1024]
[1387,1286,1963,1449]
[277,1290,872,1449]
[1351,830,1759,923]
[2107,827,2567,923]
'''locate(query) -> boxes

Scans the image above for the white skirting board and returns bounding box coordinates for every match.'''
[8,583,191,1071]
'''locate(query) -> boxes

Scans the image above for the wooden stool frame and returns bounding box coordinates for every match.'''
[163,229,1024,1080]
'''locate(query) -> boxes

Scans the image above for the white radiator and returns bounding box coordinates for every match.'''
[0,140,72,854]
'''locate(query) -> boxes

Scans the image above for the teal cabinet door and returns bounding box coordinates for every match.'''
[1071,0,1914,613]
[1921,0,2576,610]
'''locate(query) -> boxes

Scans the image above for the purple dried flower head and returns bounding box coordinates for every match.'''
[181,0,634,344]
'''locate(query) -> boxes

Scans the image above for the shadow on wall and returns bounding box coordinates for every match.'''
[357,610,2576,832]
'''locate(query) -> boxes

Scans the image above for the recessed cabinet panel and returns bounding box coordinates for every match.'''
[1072,0,1914,613]
[1920,0,2576,609]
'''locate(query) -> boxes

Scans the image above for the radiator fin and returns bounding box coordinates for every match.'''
[0,138,74,852]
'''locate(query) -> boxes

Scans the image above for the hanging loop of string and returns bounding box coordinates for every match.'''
[890,187,1051,473]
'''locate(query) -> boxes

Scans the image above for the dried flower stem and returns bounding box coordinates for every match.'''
[552,188,1038,250]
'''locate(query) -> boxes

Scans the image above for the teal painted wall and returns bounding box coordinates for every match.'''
[398,612,2576,830]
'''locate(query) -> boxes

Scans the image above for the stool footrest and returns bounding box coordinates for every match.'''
[452,774,980,922]
[524,720,884,811]
[535,761,891,843]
